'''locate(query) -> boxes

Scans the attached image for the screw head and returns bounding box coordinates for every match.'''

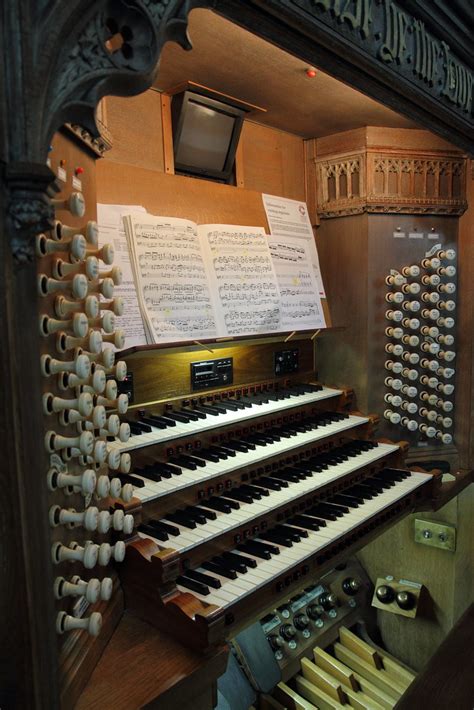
[423,529,433,539]
[438,532,448,543]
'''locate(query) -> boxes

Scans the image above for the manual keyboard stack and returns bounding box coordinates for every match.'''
[117,377,435,650]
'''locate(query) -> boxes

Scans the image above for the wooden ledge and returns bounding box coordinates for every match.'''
[75,612,228,710]
[395,603,474,709]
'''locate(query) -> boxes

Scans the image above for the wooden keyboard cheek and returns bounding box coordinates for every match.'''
[120,538,225,651]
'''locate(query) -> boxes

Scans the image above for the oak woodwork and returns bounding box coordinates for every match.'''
[0,1,472,708]
[75,613,228,710]
[123,339,315,406]
[395,603,474,710]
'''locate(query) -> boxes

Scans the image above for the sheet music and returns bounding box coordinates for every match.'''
[200,225,281,337]
[97,203,148,349]
[267,236,325,329]
[262,193,326,298]
[124,213,218,342]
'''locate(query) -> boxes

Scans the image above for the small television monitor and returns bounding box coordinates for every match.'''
[171,89,247,183]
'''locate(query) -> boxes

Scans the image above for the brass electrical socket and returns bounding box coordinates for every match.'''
[414,519,456,552]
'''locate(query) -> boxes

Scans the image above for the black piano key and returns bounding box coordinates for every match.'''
[202,560,237,580]
[222,490,254,504]
[215,495,240,510]
[177,575,210,596]
[138,523,169,541]
[213,555,247,574]
[182,407,206,420]
[126,419,152,433]
[347,484,375,499]
[307,507,338,522]
[287,515,320,531]
[169,456,197,471]
[187,505,217,521]
[219,400,240,411]
[186,569,221,589]
[182,508,208,525]
[165,411,192,423]
[150,414,177,428]
[227,398,247,409]
[194,404,220,416]
[178,408,200,421]
[243,539,280,556]
[155,462,182,478]
[379,467,408,481]
[321,501,350,514]
[139,469,162,482]
[181,454,207,468]
[224,441,249,453]
[117,473,144,488]
[138,415,169,429]
[239,484,264,499]
[197,449,220,463]
[209,445,233,458]
[260,530,293,547]
[223,551,257,568]
[166,512,197,529]
[202,498,232,514]
[275,525,301,542]
[256,476,286,490]
[281,523,308,538]
[147,519,180,536]
[330,493,361,507]
[237,542,271,560]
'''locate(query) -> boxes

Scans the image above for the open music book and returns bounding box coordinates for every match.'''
[97,205,325,347]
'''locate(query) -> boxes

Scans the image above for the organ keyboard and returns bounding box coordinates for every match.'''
[117,340,437,653]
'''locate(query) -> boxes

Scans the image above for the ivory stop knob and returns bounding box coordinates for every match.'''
[385,273,405,286]
[51,541,98,569]
[52,191,86,217]
[54,575,101,603]
[95,475,111,498]
[56,611,102,637]
[45,430,94,455]
[40,353,91,379]
[38,273,88,299]
[86,242,115,265]
[47,467,96,495]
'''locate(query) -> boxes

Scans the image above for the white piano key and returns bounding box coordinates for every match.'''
[109,387,343,454]
[137,414,373,503]
[185,472,431,610]
[140,443,399,551]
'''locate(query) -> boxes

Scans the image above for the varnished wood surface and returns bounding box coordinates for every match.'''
[239,121,306,201]
[123,339,315,406]
[154,9,416,138]
[395,603,474,710]
[75,613,228,710]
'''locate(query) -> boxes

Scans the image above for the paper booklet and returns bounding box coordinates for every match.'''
[98,206,326,347]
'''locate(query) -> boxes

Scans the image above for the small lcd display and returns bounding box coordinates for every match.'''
[175,100,235,172]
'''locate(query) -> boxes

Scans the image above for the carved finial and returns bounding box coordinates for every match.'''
[5,163,56,266]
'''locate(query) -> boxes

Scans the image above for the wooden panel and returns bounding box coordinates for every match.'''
[154,8,417,139]
[103,91,165,172]
[96,159,270,229]
[395,604,474,710]
[76,613,227,710]
[314,214,369,410]
[456,160,474,470]
[239,121,306,200]
[124,339,315,407]
[316,128,462,158]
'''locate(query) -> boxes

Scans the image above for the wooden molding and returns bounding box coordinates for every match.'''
[315,145,468,217]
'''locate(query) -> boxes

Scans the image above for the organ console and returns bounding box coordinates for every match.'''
[2,4,473,710]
